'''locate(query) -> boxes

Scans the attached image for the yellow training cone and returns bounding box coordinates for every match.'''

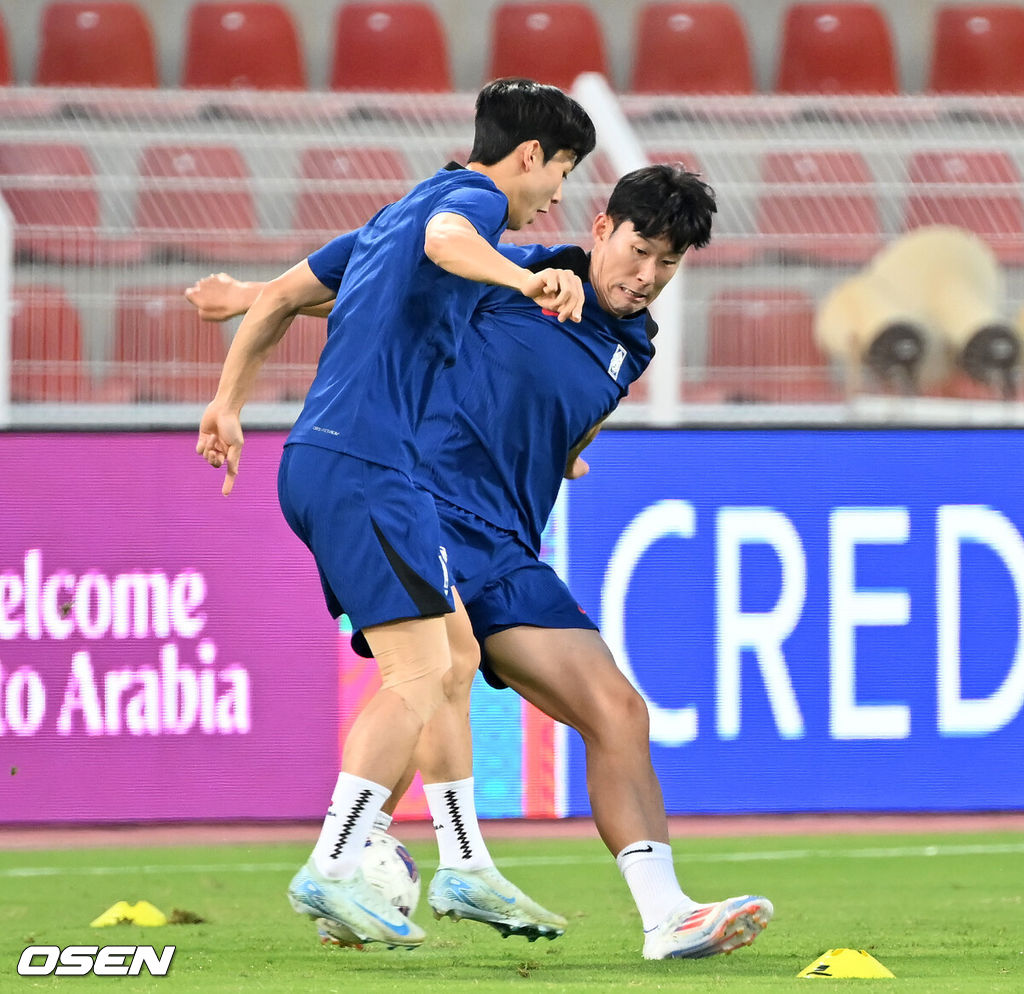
[90,901,134,928]
[798,948,895,979]
[90,900,168,927]
[128,901,168,927]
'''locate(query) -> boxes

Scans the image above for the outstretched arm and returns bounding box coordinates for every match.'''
[425,213,584,323]
[185,229,359,323]
[186,273,335,321]
[196,260,335,495]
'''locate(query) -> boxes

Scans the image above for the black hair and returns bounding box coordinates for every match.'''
[468,77,596,167]
[605,164,716,254]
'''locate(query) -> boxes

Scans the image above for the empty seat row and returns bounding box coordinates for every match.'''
[0,2,450,91]
[682,289,1018,405]
[6,140,1024,267]
[638,146,1024,267]
[3,2,1024,94]
[755,147,1024,267]
[648,2,1024,95]
[10,285,325,403]
[15,284,1006,408]
[0,142,415,265]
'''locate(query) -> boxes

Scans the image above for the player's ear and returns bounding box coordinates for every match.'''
[519,139,542,171]
[592,212,613,241]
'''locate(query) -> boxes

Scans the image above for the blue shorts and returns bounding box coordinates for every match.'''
[278,443,454,631]
[432,499,599,689]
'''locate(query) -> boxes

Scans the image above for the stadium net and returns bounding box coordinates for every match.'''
[3,85,1024,428]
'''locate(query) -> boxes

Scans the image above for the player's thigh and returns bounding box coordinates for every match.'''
[484,626,648,740]
[362,612,451,687]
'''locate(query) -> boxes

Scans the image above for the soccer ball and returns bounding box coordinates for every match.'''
[362,830,421,918]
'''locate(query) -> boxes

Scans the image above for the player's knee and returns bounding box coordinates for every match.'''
[387,668,448,724]
[380,653,452,724]
[445,608,481,691]
[617,683,651,739]
[590,679,650,744]
[446,638,481,699]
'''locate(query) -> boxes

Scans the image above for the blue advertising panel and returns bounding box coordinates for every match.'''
[561,429,1024,814]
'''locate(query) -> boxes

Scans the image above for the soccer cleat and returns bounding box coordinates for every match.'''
[642,895,773,960]
[427,865,567,941]
[287,858,425,949]
[316,917,364,950]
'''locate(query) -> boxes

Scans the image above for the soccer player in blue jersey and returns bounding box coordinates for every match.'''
[189,164,773,960]
[195,78,596,950]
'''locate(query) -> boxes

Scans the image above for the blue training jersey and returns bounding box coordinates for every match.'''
[288,163,509,475]
[417,243,657,553]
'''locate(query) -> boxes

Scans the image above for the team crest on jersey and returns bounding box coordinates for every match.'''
[607,344,627,381]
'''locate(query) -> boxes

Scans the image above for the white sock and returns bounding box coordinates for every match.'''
[312,772,391,880]
[616,840,695,931]
[423,777,494,870]
[373,811,393,832]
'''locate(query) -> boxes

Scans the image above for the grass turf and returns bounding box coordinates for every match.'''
[1,831,1022,992]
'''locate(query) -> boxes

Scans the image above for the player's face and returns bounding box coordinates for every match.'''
[506,148,576,230]
[589,215,685,317]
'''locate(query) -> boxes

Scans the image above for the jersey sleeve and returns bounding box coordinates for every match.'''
[428,184,509,240]
[307,229,360,293]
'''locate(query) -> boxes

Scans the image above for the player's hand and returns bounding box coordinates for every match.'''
[565,455,589,479]
[185,273,249,322]
[196,402,244,496]
[522,268,584,323]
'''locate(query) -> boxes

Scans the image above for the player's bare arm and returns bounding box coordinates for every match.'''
[424,212,584,323]
[564,417,606,480]
[186,272,335,322]
[196,260,334,496]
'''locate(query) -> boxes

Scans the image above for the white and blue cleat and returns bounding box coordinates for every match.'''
[287,858,425,950]
[427,865,567,941]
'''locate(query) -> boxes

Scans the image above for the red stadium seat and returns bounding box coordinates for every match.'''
[35,2,157,87]
[0,143,97,262]
[630,3,754,94]
[488,2,609,90]
[183,2,305,89]
[756,149,883,264]
[135,144,294,262]
[903,149,1024,264]
[251,314,327,402]
[928,5,1024,94]
[775,3,898,94]
[331,3,452,91]
[0,142,144,264]
[113,287,227,403]
[10,286,89,402]
[691,289,839,403]
[0,11,12,84]
[293,146,412,240]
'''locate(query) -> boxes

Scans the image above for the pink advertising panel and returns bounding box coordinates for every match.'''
[0,432,342,823]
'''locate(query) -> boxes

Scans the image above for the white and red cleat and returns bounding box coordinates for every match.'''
[642,895,773,960]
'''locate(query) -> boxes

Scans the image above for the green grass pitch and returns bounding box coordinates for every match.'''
[2,831,1022,992]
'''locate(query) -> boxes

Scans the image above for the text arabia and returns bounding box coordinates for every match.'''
[0,550,250,737]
